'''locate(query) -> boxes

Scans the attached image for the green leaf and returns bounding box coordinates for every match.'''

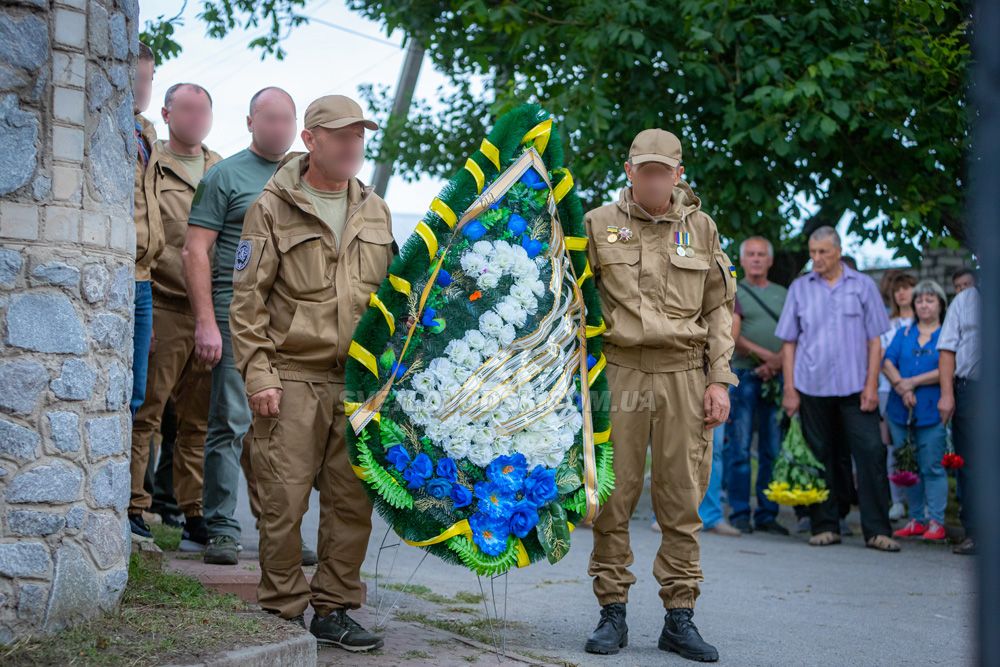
[536,502,571,564]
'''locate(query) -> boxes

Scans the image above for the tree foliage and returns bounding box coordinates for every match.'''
[140,0,309,65]
[349,0,971,268]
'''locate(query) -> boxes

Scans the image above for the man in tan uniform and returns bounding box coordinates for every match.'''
[129,83,221,552]
[583,130,737,662]
[230,95,394,650]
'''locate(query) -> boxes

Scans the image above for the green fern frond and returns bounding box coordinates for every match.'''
[446,535,520,576]
[562,442,616,513]
[356,431,413,510]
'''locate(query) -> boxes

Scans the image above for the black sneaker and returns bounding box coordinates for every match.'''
[730,515,753,534]
[953,537,976,555]
[129,513,153,541]
[310,609,383,652]
[180,515,208,552]
[203,535,239,565]
[659,608,719,662]
[584,603,628,655]
[755,520,790,536]
[302,541,318,567]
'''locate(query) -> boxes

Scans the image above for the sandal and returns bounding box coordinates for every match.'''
[808,531,842,547]
[866,535,901,552]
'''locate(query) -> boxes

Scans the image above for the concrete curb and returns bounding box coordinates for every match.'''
[164,631,317,667]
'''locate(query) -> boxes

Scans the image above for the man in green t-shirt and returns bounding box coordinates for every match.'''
[182,87,306,565]
[727,236,790,535]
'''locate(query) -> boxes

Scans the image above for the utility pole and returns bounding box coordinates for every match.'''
[372,37,425,198]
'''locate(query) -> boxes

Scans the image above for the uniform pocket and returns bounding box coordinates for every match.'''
[250,415,281,482]
[355,224,394,286]
[595,244,641,306]
[277,300,332,356]
[836,291,863,317]
[277,231,328,296]
[665,251,709,317]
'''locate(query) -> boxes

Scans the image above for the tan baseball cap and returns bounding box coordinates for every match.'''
[304,95,378,131]
[629,129,682,168]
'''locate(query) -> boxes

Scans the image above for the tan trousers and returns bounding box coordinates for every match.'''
[588,363,713,609]
[240,429,263,525]
[130,306,210,516]
[251,379,373,619]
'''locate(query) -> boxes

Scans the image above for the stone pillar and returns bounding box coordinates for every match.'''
[0,0,138,641]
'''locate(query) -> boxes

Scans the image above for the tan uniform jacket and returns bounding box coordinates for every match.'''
[148,140,222,310]
[584,182,738,385]
[134,114,164,281]
[229,152,395,397]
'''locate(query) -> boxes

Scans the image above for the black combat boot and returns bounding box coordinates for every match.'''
[584,603,628,655]
[658,608,719,662]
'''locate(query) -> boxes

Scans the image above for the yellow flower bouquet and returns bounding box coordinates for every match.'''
[764,415,830,507]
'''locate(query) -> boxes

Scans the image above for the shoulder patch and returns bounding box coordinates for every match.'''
[234,239,252,271]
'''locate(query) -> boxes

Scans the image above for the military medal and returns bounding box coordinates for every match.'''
[674,231,690,256]
[607,225,632,243]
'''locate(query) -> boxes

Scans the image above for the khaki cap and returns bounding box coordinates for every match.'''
[304,95,378,131]
[629,129,682,168]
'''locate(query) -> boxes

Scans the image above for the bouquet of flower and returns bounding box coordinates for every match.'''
[942,448,965,471]
[889,422,920,487]
[344,105,613,576]
[764,416,830,506]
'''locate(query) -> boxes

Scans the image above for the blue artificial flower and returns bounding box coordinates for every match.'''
[390,361,407,379]
[486,453,528,494]
[586,354,598,370]
[420,307,437,328]
[451,483,473,508]
[489,196,505,210]
[425,477,453,499]
[385,445,411,472]
[474,481,516,520]
[463,220,487,241]
[404,452,434,489]
[523,466,558,508]
[520,168,547,190]
[469,512,510,556]
[509,500,540,539]
[436,268,453,287]
[521,236,543,259]
[436,457,458,483]
[507,213,528,236]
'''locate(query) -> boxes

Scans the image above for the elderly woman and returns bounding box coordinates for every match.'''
[882,280,949,542]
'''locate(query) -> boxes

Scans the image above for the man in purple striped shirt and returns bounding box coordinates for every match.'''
[775,226,899,552]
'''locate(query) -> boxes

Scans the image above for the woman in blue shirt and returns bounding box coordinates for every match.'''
[882,280,948,542]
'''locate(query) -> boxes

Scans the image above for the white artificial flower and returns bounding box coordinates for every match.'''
[411,371,436,395]
[461,253,488,277]
[495,300,527,328]
[478,268,502,290]
[498,324,517,346]
[481,337,500,357]
[528,279,546,296]
[509,283,537,309]
[472,240,494,256]
[464,330,487,350]
[479,311,504,337]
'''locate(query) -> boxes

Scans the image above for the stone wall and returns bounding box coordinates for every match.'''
[865,247,976,301]
[0,0,138,642]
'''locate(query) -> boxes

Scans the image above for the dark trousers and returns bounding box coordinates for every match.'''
[799,392,892,540]
[953,378,977,537]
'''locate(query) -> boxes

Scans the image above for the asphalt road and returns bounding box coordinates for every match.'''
[234,471,975,666]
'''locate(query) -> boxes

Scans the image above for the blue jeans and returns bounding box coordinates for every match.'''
[130,280,153,417]
[887,420,948,525]
[699,424,726,529]
[725,369,781,525]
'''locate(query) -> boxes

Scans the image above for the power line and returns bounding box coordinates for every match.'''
[302,15,401,48]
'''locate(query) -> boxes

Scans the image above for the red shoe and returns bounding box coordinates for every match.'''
[893,520,927,538]
[922,520,946,541]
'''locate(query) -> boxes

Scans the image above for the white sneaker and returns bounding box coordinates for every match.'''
[888,502,906,521]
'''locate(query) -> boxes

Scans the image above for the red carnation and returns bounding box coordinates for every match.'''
[942,452,965,470]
